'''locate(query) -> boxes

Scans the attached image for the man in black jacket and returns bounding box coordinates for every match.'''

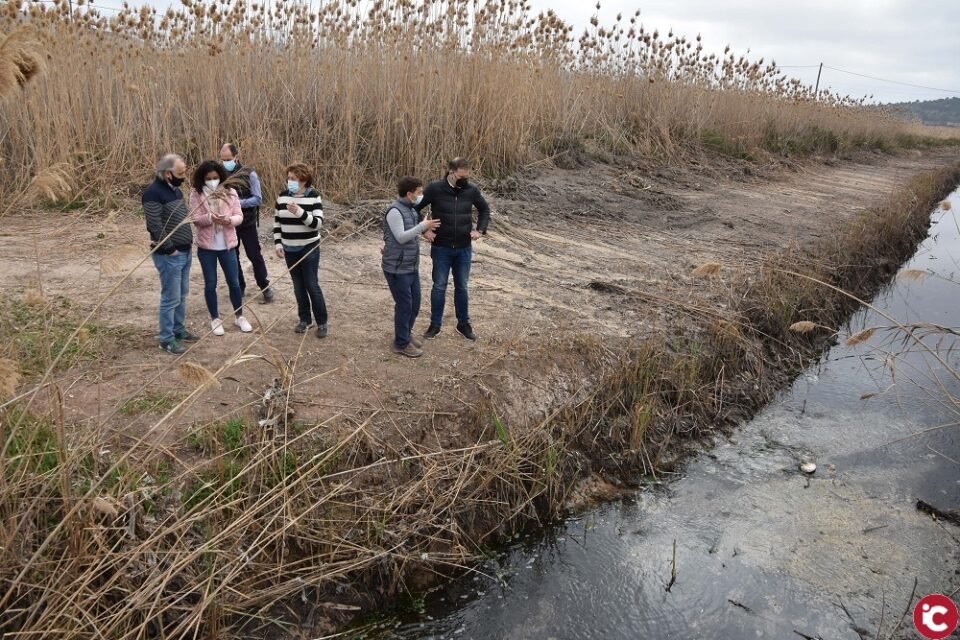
[220,143,274,303]
[415,157,490,341]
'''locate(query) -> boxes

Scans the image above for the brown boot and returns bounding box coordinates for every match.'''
[409,336,423,349]
[393,343,423,358]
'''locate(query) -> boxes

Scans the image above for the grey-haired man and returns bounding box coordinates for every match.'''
[142,153,197,355]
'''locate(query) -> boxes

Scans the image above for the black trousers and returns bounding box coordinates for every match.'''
[235,223,270,292]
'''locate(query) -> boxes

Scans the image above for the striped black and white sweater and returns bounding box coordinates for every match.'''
[273,188,323,250]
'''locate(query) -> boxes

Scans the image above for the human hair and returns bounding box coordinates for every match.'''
[221,143,239,158]
[397,176,423,198]
[155,153,182,181]
[285,162,314,189]
[447,157,470,173]
[191,160,227,194]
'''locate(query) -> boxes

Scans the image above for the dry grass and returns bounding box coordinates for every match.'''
[846,327,878,346]
[692,262,723,277]
[0,356,17,398]
[0,25,44,100]
[177,361,221,391]
[0,0,954,200]
[789,321,818,333]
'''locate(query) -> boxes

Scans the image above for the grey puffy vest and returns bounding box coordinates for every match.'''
[381,198,420,275]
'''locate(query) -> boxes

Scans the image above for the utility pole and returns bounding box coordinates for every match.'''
[814,62,823,97]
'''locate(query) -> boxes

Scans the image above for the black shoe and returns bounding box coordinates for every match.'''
[175,330,200,343]
[316,324,328,339]
[424,324,441,340]
[295,321,311,334]
[159,339,186,355]
[456,323,477,341]
[260,286,275,304]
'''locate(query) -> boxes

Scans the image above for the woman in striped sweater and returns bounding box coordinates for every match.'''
[273,162,329,338]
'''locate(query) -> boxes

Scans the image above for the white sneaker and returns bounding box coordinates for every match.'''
[234,316,253,333]
[211,318,225,336]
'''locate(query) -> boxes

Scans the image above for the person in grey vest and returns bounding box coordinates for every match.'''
[382,176,441,358]
[219,143,274,303]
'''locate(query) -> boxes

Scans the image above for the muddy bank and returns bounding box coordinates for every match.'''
[1,150,959,638]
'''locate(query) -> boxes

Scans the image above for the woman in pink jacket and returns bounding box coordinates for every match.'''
[190,161,253,335]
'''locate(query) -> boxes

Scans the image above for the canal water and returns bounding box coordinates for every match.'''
[356,190,960,640]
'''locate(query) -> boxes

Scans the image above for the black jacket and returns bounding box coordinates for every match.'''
[415,178,490,248]
[228,162,261,228]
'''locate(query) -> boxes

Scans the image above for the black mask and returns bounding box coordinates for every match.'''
[168,175,185,187]
[455,178,469,189]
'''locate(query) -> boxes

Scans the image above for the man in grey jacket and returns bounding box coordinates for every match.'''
[382,176,441,358]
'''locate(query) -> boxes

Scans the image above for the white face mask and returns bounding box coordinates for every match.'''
[205,179,220,191]
[412,194,423,206]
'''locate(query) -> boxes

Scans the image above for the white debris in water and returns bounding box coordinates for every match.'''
[800,462,817,474]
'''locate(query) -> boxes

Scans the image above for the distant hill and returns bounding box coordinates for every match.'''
[887,97,960,127]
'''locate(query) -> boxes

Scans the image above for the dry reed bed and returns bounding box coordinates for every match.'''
[0,0,956,203]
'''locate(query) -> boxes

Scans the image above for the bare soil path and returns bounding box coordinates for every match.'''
[2,149,956,462]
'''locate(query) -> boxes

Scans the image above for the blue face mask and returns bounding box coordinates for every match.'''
[287,180,300,194]
[223,160,237,172]
[413,194,424,206]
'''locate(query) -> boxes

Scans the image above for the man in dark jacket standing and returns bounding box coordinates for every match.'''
[415,157,490,341]
[143,153,197,355]
[220,143,273,303]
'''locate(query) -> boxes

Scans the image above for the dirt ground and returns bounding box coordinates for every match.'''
[3,149,958,464]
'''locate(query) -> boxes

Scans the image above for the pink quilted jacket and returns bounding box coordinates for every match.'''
[189,188,243,250]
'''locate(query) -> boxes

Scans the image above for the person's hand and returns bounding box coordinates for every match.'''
[275,246,284,259]
[287,202,302,216]
[423,218,441,232]
[424,230,436,243]
[470,230,482,240]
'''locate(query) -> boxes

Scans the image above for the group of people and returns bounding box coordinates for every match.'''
[143,148,490,358]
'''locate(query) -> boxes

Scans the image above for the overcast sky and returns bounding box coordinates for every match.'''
[89,0,960,104]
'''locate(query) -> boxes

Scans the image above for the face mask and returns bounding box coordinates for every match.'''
[412,194,423,206]
[222,160,237,172]
[287,180,301,194]
[455,177,469,189]
[205,179,220,191]
[169,175,185,187]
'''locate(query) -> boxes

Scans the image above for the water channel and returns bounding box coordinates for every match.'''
[357,190,960,640]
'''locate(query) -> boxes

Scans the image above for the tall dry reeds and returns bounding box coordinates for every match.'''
[0,0,952,200]
[0,24,44,101]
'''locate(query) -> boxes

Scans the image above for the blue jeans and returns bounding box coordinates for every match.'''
[430,245,471,327]
[152,250,191,343]
[284,246,328,325]
[197,248,243,320]
[384,271,421,348]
